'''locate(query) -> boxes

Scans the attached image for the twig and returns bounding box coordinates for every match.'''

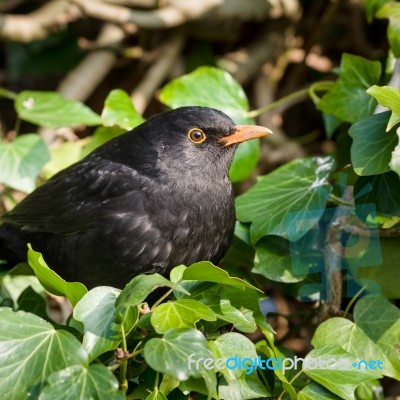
[132,34,185,113]
[119,325,129,393]
[0,0,25,13]
[150,288,173,311]
[248,87,310,118]
[39,23,125,145]
[0,0,283,43]
[252,74,306,168]
[329,193,354,207]
[320,187,355,320]
[343,286,366,318]
[103,0,161,7]
[72,0,186,28]
[287,0,345,90]
[57,23,125,102]
[0,87,17,100]
[218,24,288,85]
[0,0,82,42]
[276,369,303,400]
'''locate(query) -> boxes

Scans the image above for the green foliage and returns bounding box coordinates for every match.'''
[150,299,216,333]
[367,86,400,130]
[236,156,334,242]
[0,134,50,192]
[39,364,124,400]
[348,112,398,175]
[317,54,381,123]
[376,3,400,57]
[1,39,400,399]
[101,89,144,130]
[15,91,101,128]
[364,0,391,21]
[27,245,87,306]
[303,346,381,400]
[0,308,87,399]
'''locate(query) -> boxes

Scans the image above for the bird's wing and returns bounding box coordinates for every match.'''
[2,158,146,234]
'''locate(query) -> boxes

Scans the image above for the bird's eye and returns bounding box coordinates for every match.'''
[188,128,206,144]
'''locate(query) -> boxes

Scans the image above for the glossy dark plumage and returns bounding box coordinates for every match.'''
[0,106,269,288]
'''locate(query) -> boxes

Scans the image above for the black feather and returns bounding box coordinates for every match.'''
[1,107,239,288]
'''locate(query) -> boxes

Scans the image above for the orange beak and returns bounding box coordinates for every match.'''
[220,125,272,146]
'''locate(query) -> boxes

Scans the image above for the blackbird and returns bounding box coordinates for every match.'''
[0,106,271,288]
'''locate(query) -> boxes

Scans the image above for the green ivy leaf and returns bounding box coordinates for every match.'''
[15,91,101,128]
[170,264,187,283]
[356,380,382,400]
[257,344,297,400]
[367,86,400,131]
[81,126,125,157]
[218,372,270,399]
[0,134,50,192]
[349,111,398,175]
[376,3,400,56]
[236,157,334,242]
[349,238,400,299]
[217,299,257,333]
[101,89,144,130]
[43,141,83,179]
[182,261,261,292]
[312,317,398,379]
[143,328,216,395]
[145,390,168,400]
[150,299,216,333]
[210,332,258,380]
[364,0,391,22]
[354,296,400,378]
[115,274,189,320]
[253,236,307,283]
[390,130,400,177]
[0,263,44,303]
[298,383,342,400]
[355,172,400,215]
[303,345,382,400]
[27,245,87,306]
[159,66,260,182]
[73,286,138,362]
[178,377,210,397]
[17,286,48,320]
[39,364,123,400]
[322,113,343,139]
[222,234,255,269]
[318,54,381,123]
[217,286,273,335]
[0,308,87,400]
[159,374,180,396]
[159,66,251,124]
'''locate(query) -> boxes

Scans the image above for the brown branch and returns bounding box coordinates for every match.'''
[0,0,286,42]
[102,0,162,7]
[0,0,25,13]
[57,24,125,102]
[71,0,217,28]
[40,23,126,145]
[0,0,82,42]
[218,23,290,85]
[131,34,185,113]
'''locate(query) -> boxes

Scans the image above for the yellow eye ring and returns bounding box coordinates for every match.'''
[188,128,206,144]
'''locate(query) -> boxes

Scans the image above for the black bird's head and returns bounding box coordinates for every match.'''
[130,106,272,181]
